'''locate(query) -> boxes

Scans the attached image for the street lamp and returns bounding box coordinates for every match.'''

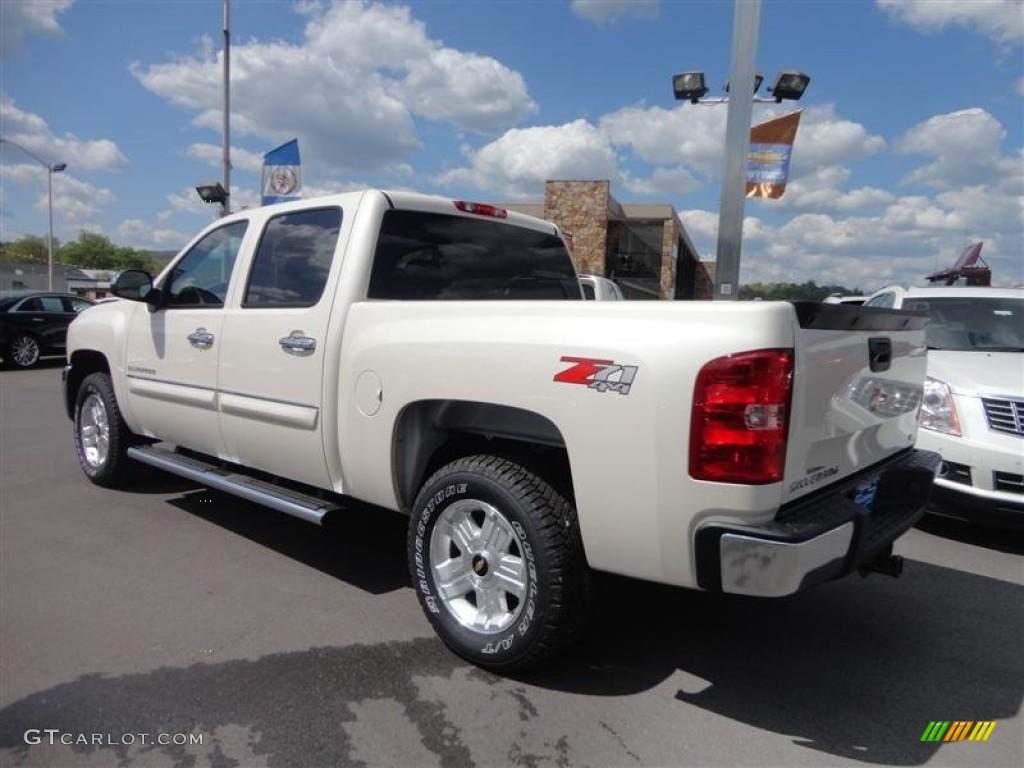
[672,47,810,301]
[674,69,810,105]
[0,138,67,291]
[195,181,229,207]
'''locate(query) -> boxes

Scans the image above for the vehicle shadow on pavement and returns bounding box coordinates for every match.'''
[166,488,411,596]
[522,561,1023,765]
[916,514,1024,555]
[0,551,1018,766]
[157,486,1021,765]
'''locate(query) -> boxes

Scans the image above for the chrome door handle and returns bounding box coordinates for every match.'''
[279,331,316,352]
[187,328,215,350]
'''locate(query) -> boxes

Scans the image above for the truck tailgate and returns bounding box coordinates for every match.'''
[782,302,930,505]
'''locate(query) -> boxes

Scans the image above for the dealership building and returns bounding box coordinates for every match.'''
[503,180,714,300]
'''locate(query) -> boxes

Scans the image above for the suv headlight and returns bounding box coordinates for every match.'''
[919,376,961,436]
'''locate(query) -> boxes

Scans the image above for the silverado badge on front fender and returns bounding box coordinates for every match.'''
[554,356,639,395]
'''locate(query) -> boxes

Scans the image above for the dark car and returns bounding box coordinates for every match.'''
[0,291,95,369]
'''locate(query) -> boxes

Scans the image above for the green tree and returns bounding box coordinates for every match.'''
[57,232,160,272]
[0,235,52,263]
[740,281,865,301]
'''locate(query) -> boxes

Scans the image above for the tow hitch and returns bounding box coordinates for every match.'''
[859,546,905,578]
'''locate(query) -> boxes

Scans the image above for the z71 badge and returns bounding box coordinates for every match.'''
[553,356,639,395]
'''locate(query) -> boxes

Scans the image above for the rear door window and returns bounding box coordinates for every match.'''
[244,207,343,308]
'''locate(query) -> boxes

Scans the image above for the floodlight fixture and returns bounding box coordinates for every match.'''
[195,181,228,205]
[767,70,810,102]
[672,71,708,104]
[724,73,764,96]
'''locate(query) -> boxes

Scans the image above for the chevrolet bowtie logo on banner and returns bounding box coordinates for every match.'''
[920,721,997,742]
[261,138,302,206]
[746,110,802,199]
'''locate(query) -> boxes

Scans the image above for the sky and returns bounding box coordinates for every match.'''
[0,0,1021,291]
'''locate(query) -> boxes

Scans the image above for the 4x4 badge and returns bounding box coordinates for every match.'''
[554,356,639,395]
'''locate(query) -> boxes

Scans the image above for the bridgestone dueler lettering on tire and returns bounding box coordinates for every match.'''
[408,455,590,671]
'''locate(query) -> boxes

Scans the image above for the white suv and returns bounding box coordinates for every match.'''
[864,285,1024,528]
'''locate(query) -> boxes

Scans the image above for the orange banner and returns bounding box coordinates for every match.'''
[746,111,802,199]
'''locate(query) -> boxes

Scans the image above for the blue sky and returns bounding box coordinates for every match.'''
[1,0,1021,290]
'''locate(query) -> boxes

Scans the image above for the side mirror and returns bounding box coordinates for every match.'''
[112,270,157,304]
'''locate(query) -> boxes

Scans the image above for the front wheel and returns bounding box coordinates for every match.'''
[409,455,590,671]
[73,372,137,487]
[6,333,41,368]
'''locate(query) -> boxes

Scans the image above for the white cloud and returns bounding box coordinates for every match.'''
[877,0,1024,45]
[788,105,887,171]
[571,0,659,24]
[622,166,702,197]
[1,97,128,171]
[165,188,209,215]
[132,0,536,177]
[600,103,725,174]
[437,120,619,197]
[776,166,897,213]
[0,0,74,57]
[117,219,189,250]
[187,143,264,173]
[897,108,1018,189]
[0,168,109,239]
[44,174,116,236]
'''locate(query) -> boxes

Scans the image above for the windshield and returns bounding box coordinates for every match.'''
[903,296,1024,351]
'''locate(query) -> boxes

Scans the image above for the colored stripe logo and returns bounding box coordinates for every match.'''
[921,721,997,742]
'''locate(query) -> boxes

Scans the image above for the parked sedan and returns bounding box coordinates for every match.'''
[864,284,1024,529]
[0,291,95,369]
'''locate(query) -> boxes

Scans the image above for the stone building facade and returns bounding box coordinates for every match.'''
[505,180,713,300]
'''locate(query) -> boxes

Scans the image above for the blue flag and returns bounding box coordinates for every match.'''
[261,139,302,205]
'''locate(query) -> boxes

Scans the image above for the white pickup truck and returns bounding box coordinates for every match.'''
[64,190,939,671]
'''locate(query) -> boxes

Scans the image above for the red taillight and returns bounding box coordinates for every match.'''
[689,349,794,484]
[453,200,508,219]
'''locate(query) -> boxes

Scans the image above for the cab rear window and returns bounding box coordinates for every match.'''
[368,210,579,300]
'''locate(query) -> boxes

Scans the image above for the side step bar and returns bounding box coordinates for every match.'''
[127,445,339,526]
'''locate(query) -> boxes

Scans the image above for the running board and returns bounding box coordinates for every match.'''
[127,445,338,526]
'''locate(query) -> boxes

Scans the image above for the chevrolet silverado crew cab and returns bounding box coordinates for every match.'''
[64,190,939,671]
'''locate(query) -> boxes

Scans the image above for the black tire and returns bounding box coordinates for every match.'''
[409,454,590,671]
[73,372,137,488]
[7,333,41,368]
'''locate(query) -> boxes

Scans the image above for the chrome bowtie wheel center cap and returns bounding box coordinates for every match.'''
[471,553,490,577]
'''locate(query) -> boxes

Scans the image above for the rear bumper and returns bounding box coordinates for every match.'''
[695,448,941,597]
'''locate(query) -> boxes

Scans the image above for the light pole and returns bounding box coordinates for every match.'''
[195,0,231,216]
[0,137,67,291]
[221,0,231,217]
[672,1,810,300]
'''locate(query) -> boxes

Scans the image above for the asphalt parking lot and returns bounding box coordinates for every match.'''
[1,362,1021,768]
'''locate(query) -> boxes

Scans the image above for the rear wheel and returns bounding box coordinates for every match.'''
[7,333,40,368]
[73,372,137,487]
[408,455,589,671]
